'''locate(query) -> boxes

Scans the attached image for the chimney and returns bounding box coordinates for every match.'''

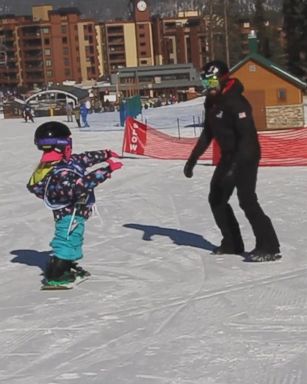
[248,30,258,54]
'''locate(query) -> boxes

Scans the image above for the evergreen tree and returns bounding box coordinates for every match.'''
[253,0,271,57]
[227,1,245,66]
[265,11,286,67]
[283,0,307,79]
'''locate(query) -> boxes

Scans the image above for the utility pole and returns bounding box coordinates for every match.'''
[209,0,214,60]
[224,0,230,67]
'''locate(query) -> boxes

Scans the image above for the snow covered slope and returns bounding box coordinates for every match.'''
[0,99,306,384]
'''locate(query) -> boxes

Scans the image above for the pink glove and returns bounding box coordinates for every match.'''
[106,159,123,172]
[105,149,120,158]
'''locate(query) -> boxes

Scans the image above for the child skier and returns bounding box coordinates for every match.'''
[27,121,123,287]
[23,103,34,123]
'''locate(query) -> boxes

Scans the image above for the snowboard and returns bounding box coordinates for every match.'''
[41,275,89,290]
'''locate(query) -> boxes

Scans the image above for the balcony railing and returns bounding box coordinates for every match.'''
[108,38,125,45]
[109,47,125,53]
[21,33,41,39]
[24,54,43,60]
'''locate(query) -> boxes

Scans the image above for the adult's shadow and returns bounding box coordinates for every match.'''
[123,223,215,251]
[10,249,51,273]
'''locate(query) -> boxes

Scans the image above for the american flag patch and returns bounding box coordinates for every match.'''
[238,112,246,119]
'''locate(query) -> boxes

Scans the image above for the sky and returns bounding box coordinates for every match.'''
[0,98,307,383]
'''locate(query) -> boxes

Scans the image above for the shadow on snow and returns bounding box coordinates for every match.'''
[10,249,50,272]
[123,223,216,251]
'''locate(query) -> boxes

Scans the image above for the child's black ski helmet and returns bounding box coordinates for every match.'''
[34,121,72,151]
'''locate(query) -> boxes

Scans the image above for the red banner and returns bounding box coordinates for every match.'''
[123,117,213,161]
[122,116,147,155]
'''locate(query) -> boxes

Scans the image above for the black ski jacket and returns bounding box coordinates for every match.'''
[188,78,261,167]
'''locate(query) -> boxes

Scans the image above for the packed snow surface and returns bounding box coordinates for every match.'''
[0,97,307,383]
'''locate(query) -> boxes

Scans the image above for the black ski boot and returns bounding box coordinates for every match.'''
[247,249,282,262]
[44,256,76,284]
[71,262,91,277]
[212,245,244,255]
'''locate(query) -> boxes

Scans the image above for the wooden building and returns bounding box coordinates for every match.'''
[231,31,306,130]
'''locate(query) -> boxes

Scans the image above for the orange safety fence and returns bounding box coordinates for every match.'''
[123,117,307,166]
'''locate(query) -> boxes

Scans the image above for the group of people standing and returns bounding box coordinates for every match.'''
[66,99,91,128]
[23,99,91,128]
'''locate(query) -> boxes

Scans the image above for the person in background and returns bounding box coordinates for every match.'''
[27,121,123,287]
[80,102,90,128]
[85,98,91,111]
[23,103,34,123]
[183,60,281,262]
[66,102,73,123]
[74,104,81,128]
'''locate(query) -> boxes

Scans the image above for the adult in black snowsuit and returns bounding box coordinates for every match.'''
[184,60,281,262]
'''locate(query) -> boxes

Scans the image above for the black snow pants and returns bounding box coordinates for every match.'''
[208,159,280,253]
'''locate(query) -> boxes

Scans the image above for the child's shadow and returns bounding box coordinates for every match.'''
[10,249,50,272]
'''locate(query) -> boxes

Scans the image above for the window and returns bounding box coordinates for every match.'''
[62,37,68,44]
[65,68,71,76]
[139,76,153,82]
[44,38,50,45]
[277,88,287,101]
[63,47,69,55]
[46,70,53,78]
[44,48,51,56]
[42,27,50,34]
[45,59,52,67]
[248,64,256,72]
[164,22,176,30]
[64,58,70,66]
[61,25,67,34]
[162,75,177,81]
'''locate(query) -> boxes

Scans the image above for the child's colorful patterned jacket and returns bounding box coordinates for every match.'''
[27,150,112,221]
